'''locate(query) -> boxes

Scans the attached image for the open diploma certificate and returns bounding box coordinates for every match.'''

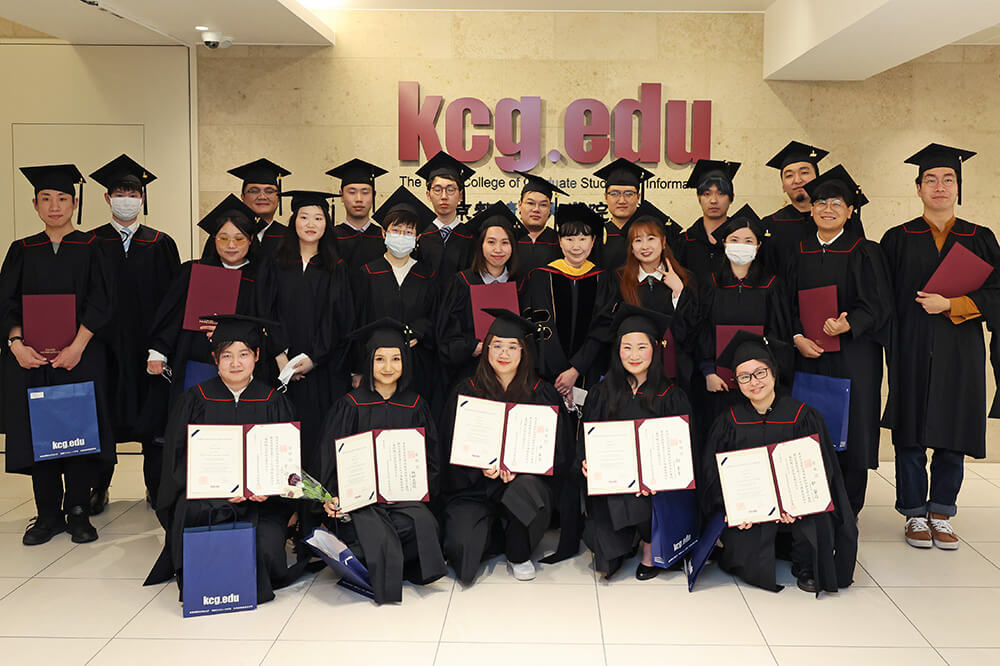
[449,395,558,475]
[715,434,833,526]
[584,416,695,495]
[186,422,301,500]
[335,428,429,513]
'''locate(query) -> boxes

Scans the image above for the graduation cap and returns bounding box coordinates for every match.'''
[280,190,336,214]
[711,203,765,244]
[592,158,656,197]
[684,159,741,198]
[905,143,977,205]
[554,202,605,239]
[481,308,543,340]
[716,330,793,381]
[466,201,524,238]
[207,314,280,351]
[621,199,678,241]
[348,318,415,391]
[90,154,156,216]
[325,158,388,190]
[515,171,568,202]
[371,186,436,234]
[610,303,672,342]
[802,164,869,209]
[227,158,292,214]
[765,141,829,172]
[197,193,264,236]
[415,151,475,192]
[20,164,86,225]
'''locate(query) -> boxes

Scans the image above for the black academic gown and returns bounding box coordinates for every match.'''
[760,205,813,282]
[519,261,609,388]
[672,218,728,286]
[578,378,692,576]
[436,269,502,386]
[702,395,858,595]
[0,231,117,473]
[148,258,261,409]
[93,224,181,442]
[515,227,562,280]
[259,221,287,258]
[145,377,305,602]
[256,257,353,475]
[881,218,1000,457]
[319,388,446,604]
[440,377,575,583]
[352,257,443,413]
[791,231,892,474]
[334,222,384,274]
[414,221,477,282]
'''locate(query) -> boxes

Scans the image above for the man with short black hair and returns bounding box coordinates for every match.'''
[228,158,291,256]
[413,151,477,280]
[327,158,388,272]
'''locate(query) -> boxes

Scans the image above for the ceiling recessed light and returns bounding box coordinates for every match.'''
[195,26,209,31]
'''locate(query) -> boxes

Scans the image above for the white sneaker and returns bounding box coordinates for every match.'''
[507,559,536,581]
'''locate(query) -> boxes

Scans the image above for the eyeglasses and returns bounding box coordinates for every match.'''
[521,200,551,210]
[245,187,278,197]
[920,175,957,188]
[217,235,249,246]
[735,367,770,384]
[607,190,637,200]
[431,185,459,195]
[488,343,522,354]
[813,198,846,209]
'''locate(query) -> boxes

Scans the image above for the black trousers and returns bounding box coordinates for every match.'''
[32,457,100,518]
[94,437,163,503]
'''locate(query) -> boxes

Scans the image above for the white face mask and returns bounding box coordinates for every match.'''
[725,242,758,266]
[110,196,142,222]
[385,232,416,258]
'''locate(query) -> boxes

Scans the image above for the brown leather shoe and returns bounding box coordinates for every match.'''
[928,513,960,550]
[904,516,932,548]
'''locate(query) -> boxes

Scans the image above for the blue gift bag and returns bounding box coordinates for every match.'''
[182,513,257,617]
[792,372,851,451]
[305,527,375,599]
[650,489,699,569]
[27,381,101,461]
[184,360,218,390]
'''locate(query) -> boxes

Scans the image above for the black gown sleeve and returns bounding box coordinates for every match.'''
[156,387,205,517]
[81,236,117,334]
[148,261,196,360]
[844,241,893,347]
[436,273,478,368]
[0,241,24,337]
[319,396,360,495]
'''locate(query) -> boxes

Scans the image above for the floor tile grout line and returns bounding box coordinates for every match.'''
[871,559,949,662]
[260,571,322,665]
[84,583,172,665]
[430,576,457,665]
[733,579,780,665]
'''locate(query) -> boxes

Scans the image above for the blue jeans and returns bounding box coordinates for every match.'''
[894,446,965,518]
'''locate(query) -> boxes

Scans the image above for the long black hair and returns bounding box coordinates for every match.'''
[200,210,260,265]
[360,340,412,394]
[471,331,538,403]
[603,329,665,416]
[274,204,341,271]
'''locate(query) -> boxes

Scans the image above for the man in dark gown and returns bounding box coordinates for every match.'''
[413,151,477,282]
[327,158,389,273]
[513,171,566,279]
[591,158,656,271]
[228,158,292,257]
[673,159,741,285]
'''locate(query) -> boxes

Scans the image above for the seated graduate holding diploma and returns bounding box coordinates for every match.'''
[701,331,857,596]
[579,304,692,580]
[440,309,574,583]
[146,314,307,603]
[319,318,447,604]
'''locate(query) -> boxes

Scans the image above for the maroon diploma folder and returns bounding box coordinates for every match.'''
[923,242,993,299]
[715,324,765,387]
[797,285,840,352]
[470,282,520,340]
[182,263,242,332]
[23,294,76,359]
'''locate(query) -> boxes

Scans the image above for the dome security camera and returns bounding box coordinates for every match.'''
[201,31,233,49]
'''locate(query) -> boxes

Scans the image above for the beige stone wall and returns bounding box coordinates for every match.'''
[197,10,1000,460]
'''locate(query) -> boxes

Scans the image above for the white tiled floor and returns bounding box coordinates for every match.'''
[0,456,998,665]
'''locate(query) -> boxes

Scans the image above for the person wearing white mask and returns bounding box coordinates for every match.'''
[88,154,181,514]
[349,187,444,415]
[696,204,792,430]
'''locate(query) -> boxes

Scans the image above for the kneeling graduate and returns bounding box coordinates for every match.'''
[319,318,447,604]
[702,331,857,595]
[146,314,309,603]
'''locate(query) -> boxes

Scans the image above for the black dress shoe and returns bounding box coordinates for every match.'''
[635,563,661,581]
[796,573,818,593]
[89,488,109,516]
[66,506,98,544]
[22,516,66,546]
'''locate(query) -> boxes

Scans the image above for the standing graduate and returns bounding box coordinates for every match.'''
[436,202,522,386]
[673,159,741,285]
[413,151,477,280]
[759,141,829,280]
[697,204,792,430]
[327,158,389,273]
[702,332,857,596]
[519,201,609,396]
[88,154,181,513]
[881,144,1000,549]
[791,166,892,516]
[256,190,353,476]
[228,158,292,257]
[579,304,692,579]
[440,309,574,583]
[146,195,264,406]
[591,158,662,271]
[513,171,566,278]
[1,164,116,545]
[352,186,441,411]
[319,318,447,604]
[146,315,307,603]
